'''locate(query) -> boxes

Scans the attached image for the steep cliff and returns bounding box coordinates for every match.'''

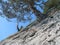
[0,10,60,45]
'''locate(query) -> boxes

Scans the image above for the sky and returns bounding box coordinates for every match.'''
[0,13,36,41]
[0,0,47,41]
[0,0,27,41]
[0,16,17,41]
[0,2,34,41]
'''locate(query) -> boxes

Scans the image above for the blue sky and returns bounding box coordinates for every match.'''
[0,0,47,41]
[0,14,36,41]
[0,16,17,41]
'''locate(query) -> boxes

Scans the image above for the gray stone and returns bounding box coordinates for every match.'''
[1,10,60,45]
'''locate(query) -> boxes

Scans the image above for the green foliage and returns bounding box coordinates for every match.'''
[56,5,60,10]
[43,0,60,14]
[0,0,46,23]
[10,0,20,4]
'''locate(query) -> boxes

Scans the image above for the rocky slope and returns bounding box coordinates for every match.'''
[0,10,60,45]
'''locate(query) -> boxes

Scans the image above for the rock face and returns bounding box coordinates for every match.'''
[0,10,60,45]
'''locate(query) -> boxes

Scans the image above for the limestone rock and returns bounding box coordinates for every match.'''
[0,10,60,45]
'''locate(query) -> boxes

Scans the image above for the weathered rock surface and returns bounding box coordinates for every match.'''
[0,10,60,45]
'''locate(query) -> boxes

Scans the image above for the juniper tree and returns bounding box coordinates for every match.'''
[1,0,60,31]
[43,0,60,14]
